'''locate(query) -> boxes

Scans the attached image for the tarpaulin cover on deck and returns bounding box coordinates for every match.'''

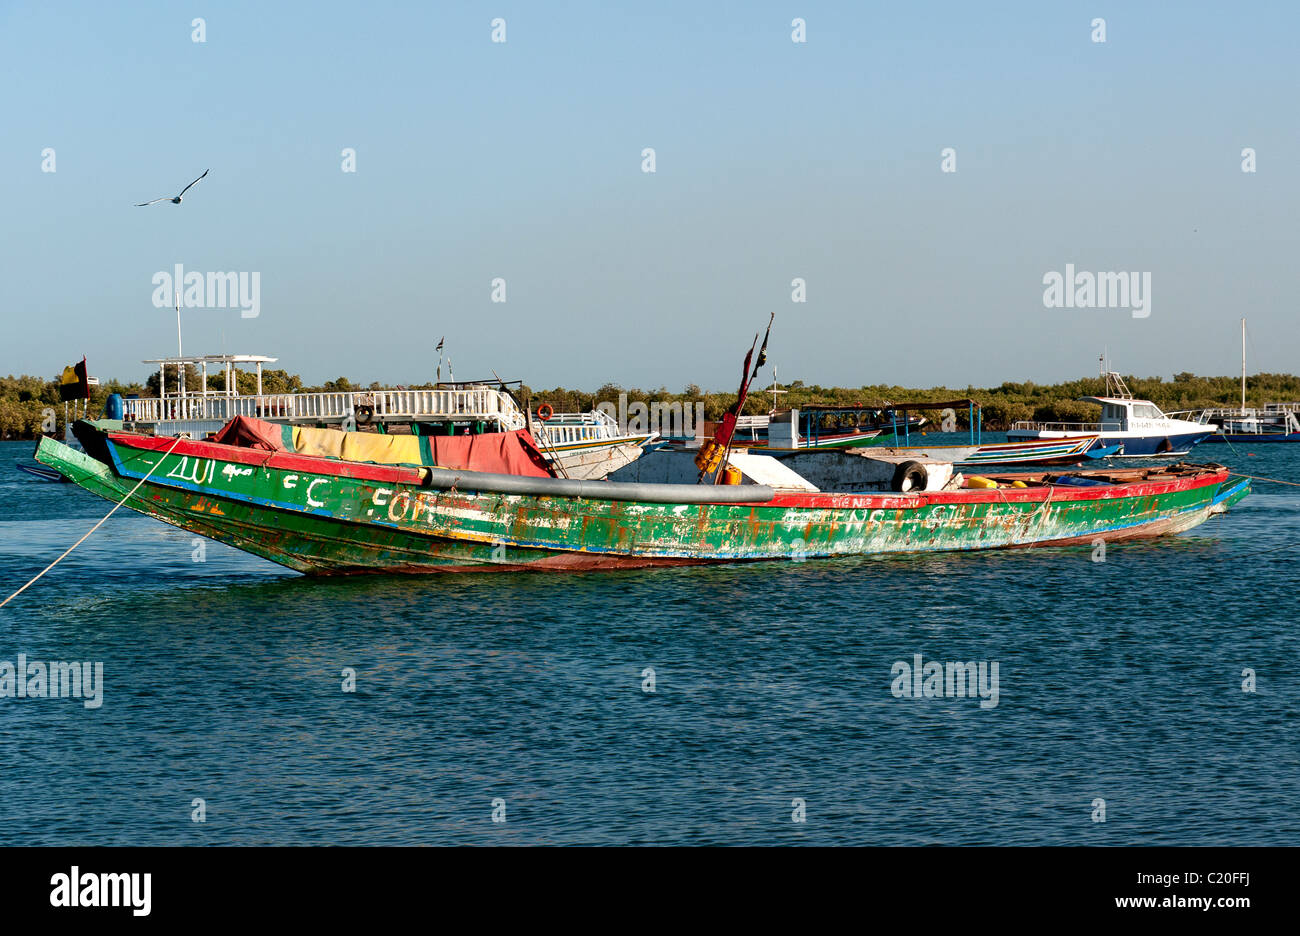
[210,415,553,476]
[212,414,293,451]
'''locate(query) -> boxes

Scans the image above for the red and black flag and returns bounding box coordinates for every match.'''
[59,358,89,401]
[695,314,776,481]
[714,313,775,450]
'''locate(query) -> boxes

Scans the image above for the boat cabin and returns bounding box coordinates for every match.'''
[1079,396,1162,432]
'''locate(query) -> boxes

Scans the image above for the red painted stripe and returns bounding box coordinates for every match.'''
[762,470,1224,510]
[106,431,1225,511]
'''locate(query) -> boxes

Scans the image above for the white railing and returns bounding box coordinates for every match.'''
[1187,405,1300,419]
[1010,420,1122,433]
[535,409,639,446]
[1170,405,1300,434]
[541,410,619,430]
[537,423,607,445]
[1165,409,1214,425]
[123,387,527,431]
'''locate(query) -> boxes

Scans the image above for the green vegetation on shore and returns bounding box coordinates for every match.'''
[3,369,1299,439]
[528,372,1300,431]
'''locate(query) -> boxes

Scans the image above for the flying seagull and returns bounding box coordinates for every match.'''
[135,169,209,206]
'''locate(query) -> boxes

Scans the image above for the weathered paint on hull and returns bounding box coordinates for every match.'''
[36,435,1243,576]
[35,440,672,575]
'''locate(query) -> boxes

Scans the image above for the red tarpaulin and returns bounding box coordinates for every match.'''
[424,431,554,477]
[211,415,291,451]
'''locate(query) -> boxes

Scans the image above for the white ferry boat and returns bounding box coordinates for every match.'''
[1006,372,1216,457]
[111,354,656,479]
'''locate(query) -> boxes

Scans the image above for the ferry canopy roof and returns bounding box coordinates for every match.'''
[798,398,981,413]
[142,354,278,365]
[145,354,279,398]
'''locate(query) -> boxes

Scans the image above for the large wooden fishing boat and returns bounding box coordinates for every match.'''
[33,417,1249,575]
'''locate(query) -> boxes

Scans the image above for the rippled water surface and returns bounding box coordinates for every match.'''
[0,437,1297,844]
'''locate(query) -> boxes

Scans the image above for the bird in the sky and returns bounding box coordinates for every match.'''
[135,169,209,206]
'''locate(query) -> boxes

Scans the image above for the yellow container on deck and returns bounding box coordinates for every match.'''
[965,476,998,489]
[694,440,725,474]
[721,464,743,485]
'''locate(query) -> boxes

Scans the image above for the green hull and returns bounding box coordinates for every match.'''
[36,433,1244,575]
[758,431,899,451]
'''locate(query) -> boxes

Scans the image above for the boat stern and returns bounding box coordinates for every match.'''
[34,433,115,487]
[1209,476,1251,513]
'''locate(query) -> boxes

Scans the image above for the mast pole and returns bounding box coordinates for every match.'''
[1241,317,1247,414]
[175,287,185,399]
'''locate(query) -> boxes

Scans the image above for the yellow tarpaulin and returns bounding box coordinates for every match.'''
[291,425,424,466]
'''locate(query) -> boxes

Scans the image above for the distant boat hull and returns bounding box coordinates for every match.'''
[15,462,67,482]
[540,436,657,480]
[1006,429,1212,457]
[958,436,1104,467]
[752,428,888,452]
[1202,432,1300,443]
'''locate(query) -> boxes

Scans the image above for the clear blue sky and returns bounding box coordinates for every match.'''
[2,1,1296,390]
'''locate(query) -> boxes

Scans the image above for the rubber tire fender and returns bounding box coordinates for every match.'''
[891,460,929,492]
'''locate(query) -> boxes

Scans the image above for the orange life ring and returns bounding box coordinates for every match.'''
[537,404,554,422]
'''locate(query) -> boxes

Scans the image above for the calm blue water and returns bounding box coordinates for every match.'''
[0,436,1296,845]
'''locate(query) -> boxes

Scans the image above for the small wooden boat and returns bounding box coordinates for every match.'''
[845,436,1117,469]
[957,435,1106,467]
[731,410,892,450]
[756,427,887,451]
[32,417,1248,575]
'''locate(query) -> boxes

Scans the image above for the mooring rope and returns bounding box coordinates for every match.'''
[535,428,571,480]
[1200,471,1300,560]
[1228,472,1300,488]
[0,436,183,609]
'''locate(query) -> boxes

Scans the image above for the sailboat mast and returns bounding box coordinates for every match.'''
[1241,317,1246,414]
[176,286,185,398]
